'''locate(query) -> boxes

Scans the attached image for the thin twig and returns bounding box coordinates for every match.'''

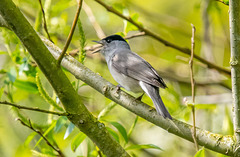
[17,119,65,157]
[94,0,230,76]
[0,101,68,116]
[38,0,53,42]
[83,1,106,38]
[57,0,83,66]
[189,24,199,151]
[125,32,146,40]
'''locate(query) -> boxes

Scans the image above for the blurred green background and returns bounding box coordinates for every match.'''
[0,0,232,156]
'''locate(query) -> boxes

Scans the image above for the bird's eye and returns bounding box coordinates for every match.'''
[106,38,112,43]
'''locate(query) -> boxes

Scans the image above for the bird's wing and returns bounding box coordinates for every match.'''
[111,50,167,88]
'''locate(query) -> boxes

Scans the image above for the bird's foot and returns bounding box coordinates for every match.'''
[135,93,145,101]
[116,84,122,92]
[113,84,122,97]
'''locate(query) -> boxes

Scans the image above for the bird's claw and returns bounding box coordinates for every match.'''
[113,84,122,97]
[135,93,145,101]
[116,84,122,93]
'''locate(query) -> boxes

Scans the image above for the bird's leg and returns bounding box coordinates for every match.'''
[113,84,122,97]
[116,84,122,92]
[136,92,145,101]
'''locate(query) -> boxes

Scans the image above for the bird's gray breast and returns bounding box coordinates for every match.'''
[108,52,143,93]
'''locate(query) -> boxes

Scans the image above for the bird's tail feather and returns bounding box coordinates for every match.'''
[139,81,172,119]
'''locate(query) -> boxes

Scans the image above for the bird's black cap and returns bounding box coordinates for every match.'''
[102,35,127,43]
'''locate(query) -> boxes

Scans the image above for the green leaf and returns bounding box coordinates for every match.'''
[0,51,7,55]
[12,44,22,64]
[36,73,63,111]
[126,144,163,151]
[34,121,57,148]
[110,122,128,143]
[19,60,37,77]
[223,107,233,134]
[13,79,38,93]
[7,67,17,82]
[194,104,217,110]
[124,13,142,34]
[0,87,4,100]
[113,3,126,13]
[31,150,56,157]
[77,19,86,64]
[223,0,229,5]
[71,132,87,152]
[24,132,37,147]
[106,127,119,143]
[54,116,67,133]
[194,148,205,157]
[0,69,7,74]
[98,102,117,120]
[64,122,75,139]
[128,116,138,138]
[15,145,32,157]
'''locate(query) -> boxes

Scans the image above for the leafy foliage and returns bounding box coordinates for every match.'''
[194,148,205,157]
[0,0,233,156]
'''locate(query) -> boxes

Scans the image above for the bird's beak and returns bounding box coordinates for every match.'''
[92,40,103,54]
[92,40,103,45]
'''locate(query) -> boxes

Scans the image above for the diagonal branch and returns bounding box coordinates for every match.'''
[94,0,231,76]
[17,118,65,157]
[42,36,234,156]
[57,0,83,65]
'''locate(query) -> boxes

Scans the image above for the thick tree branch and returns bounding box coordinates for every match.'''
[0,1,129,156]
[229,0,240,155]
[42,36,234,156]
[94,0,231,76]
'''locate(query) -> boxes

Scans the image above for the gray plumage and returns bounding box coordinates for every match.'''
[94,35,172,119]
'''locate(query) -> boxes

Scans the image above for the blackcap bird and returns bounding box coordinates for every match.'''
[93,35,172,119]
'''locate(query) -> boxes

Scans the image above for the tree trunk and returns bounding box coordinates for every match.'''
[229,0,240,156]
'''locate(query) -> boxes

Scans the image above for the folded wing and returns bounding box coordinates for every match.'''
[111,50,167,89]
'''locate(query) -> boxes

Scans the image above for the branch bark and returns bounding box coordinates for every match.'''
[42,36,235,156]
[0,0,129,156]
[229,0,240,155]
